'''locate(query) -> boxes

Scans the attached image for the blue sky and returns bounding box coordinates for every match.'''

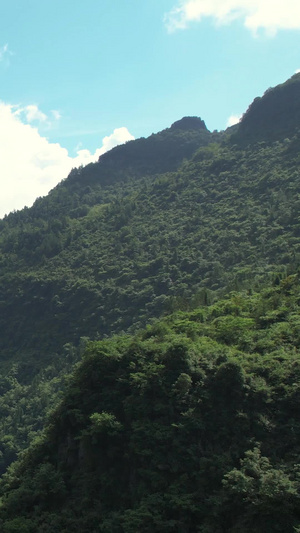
[0,0,300,217]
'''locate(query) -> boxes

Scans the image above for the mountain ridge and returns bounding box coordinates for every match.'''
[0,73,299,478]
[236,72,300,143]
[63,115,215,191]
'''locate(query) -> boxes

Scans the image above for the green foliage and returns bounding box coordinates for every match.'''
[0,343,82,474]
[237,73,300,143]
[223,447,300,532]
[1,278,300,530]
[88,412,123,436]
[1,76,300,529]
[2,100,300,388]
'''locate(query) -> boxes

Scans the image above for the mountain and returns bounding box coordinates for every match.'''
[1,274,300,532]
[0,118,218,371]
[1,94,299,373]
[236,72,300,142]
[63,115,215,190]
[0,73,300,521]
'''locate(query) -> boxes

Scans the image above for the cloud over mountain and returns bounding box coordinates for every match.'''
[226,114,242,127]
[0,102,134,218]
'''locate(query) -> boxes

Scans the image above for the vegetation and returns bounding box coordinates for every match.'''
[1,274,300,531]
[2,91,300,374]
[0,74,300,530]
[237,72,300,143]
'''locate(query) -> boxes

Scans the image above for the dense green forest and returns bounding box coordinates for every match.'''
[0,74,300,530]
[1,274,300,531]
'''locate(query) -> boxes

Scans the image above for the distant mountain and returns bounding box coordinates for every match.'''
[65,115,215,189]
[0,73,300,477]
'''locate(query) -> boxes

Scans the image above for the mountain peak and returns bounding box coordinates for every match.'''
[237,73,300,142]
[66,116,213,189]
[170,116,207,131]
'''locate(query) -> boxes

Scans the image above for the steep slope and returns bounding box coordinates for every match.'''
[1,128,299,369]
[1,274,300,532]
[0,117,217,471]
[236,72,300,143]
[48,116,215,193]
[0,74,300,472]
[0,119,216,366]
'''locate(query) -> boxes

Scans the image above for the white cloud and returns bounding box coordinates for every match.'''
[94,127,135,158]
[68,127,135,168]
[164,0,300,35]
[295,69,300,74]
[226,114,242,127]
[24,104,48,123]
[0,43,12,66]
[0,102,134,218]
[14,104,57,127]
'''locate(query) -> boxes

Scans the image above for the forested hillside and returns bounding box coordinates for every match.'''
[1,274,300,532]
[0,74,300,528]
[1,78,300,374]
